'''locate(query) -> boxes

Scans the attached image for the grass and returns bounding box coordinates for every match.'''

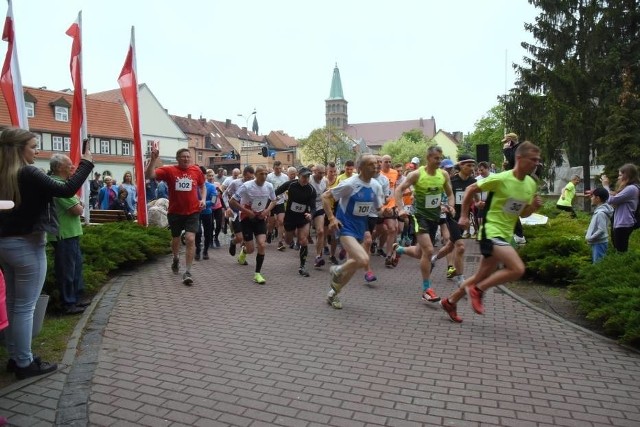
[0,313,80,389]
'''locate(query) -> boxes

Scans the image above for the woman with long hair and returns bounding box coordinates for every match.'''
[120,170,137,216]
[607,163,639,252]
[0,127,94,379]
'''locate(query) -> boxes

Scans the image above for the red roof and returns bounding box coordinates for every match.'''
[345,117,436,147]
[267,130,298,149]
[0,86,132,140]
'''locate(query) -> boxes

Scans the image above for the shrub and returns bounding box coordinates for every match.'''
[569,250,640,346]
[44,223,171,307]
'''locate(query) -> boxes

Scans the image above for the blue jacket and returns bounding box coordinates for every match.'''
[200,182,218,215]
[98,185,119,210]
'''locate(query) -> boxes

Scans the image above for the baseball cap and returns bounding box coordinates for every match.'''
[441,159,454,169]
[502,132,518,143]
[411,156,420,165]
[298,167,312,177]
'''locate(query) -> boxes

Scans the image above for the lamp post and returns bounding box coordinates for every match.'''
[237,109,256,167]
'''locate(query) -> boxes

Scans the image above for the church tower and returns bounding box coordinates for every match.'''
[325,63,348,129]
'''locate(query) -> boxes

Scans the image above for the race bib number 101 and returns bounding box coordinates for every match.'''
[353,202,372,216]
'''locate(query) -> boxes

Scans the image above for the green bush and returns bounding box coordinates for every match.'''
[569,250,640,346]
[44,223,171,307]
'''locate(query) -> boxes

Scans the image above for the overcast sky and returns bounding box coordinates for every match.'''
[10,0,537,138]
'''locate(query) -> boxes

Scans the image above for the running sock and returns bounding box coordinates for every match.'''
[256,254,265,273]
[422,279,432,292]
[395,246,406,255]
[299,245,308,267]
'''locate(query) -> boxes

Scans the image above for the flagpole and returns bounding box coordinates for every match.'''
[1,0,28,129]
[79,11,91,223]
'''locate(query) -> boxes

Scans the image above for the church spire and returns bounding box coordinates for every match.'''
[328,62,345,100]
[325,63,348,129]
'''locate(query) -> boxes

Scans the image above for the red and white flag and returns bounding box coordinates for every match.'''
[118,27,147,226]
[1,0,28,128]
[65,10,87,167]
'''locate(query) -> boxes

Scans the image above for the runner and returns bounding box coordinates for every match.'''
[229,165,277,284]
[322,155,384,309]
[223,166,255,264]
[392,146,454,303]
[440,141,543,322]
[145,147,205,286]
[266,161,289,249]
[274,167,317,277]
[309,164,328,269]
[363,156,390,283]
[379,154,401,267]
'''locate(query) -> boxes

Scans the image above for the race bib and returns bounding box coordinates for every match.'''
[175,177,192,192]
[455,191,465,205]
[251,197,268,211]
[290,201,306,213]
[424,194,441,208]
[502,198,527,215]
[353,202,373,216]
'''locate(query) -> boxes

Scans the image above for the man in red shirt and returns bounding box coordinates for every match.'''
[146,148,205,286]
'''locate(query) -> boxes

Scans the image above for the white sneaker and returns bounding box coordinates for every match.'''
[513,235,527,245]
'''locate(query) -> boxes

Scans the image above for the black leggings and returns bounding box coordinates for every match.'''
[612,226,634,252]
[196,213,213,254]
[212,208,224,239]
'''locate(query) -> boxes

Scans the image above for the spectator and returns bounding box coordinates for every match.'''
[120,171,137,215]
[97,175,118,210]
[156,180,169,200]
[109,187,133,220]
[585,187,613,263]
[607,163,639,252]
[0,127,93,379]
[89,172,101,208]
[48,154,91,314]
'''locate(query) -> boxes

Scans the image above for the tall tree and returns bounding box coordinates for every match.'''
[465,104,506,167]
[299,127,354,166]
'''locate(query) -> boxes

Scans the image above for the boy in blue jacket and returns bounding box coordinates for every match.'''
[585,187,613,263]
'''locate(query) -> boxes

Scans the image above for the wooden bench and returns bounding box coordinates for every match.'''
[83,209,130,224]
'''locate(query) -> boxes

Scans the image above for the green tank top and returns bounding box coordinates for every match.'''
[413,167,446,221]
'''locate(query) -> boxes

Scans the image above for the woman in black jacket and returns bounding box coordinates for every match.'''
[0,127,93,379]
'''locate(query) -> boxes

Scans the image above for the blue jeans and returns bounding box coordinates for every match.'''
[591,242,608,263]
[51,237,84,306]
[0,232,47,367]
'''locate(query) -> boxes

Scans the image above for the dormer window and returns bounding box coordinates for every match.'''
[55,106,69,122]
[25,102,34,118]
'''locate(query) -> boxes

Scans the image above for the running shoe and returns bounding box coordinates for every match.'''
[323,246,330,255]
[202,252,209,260]
[277,241,286,251]
[266,233,272,244]
[314,256,325,268]
[327,291,342,309]
[364,271,377,282]
[370,242,377,254]
[466,284,485,314]
[171,258,179,274]
[299,266,310,277]
[376,248,387,257]
[254,272,266,285]
[446,266,457,279]
[294,242,300,251]
[329,256,339,265]
[513,235,527,245]
[182,272,194,286]
[214,238,221,248]
[289,241,295,249]
[338,247,346,261]
[440,298,462,323]
[389,243,401,267]
[421,288,441,303]
[384,256,393,269]
[229,241,236,256]
[237,248,248,265]
[329,265,342,283]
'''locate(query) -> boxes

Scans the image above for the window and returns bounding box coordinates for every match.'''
[122,142,131,156]
[101,140,110,154]
[197,151,203,163]
[54,106,69,122]
[146,140,156,155]
[25,102,34,118]
[63,137,70,152]
[52,136,63,151]
[34,133,41,150]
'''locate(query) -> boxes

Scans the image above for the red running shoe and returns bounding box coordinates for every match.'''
[421,288,441,303]
[466,284,485,314]
[440,298,462,323]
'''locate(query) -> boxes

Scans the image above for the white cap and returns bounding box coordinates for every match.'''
[411,157,420,165]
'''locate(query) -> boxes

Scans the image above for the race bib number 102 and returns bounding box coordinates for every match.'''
[175,177,192,192]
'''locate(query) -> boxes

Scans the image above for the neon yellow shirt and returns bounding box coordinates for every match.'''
[478,170,537,239]
[413,167,446,222]
[556,181,575,207]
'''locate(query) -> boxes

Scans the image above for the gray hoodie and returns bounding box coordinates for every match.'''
[585,203,614,244]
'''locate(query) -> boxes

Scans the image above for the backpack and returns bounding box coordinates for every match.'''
[634,185,640,229]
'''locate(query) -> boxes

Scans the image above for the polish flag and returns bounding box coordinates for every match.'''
[118,27,147,226]
[65,11,87,167]
[1,0,28,129]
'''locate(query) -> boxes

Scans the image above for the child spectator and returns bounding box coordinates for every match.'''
[585,187,613,263]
